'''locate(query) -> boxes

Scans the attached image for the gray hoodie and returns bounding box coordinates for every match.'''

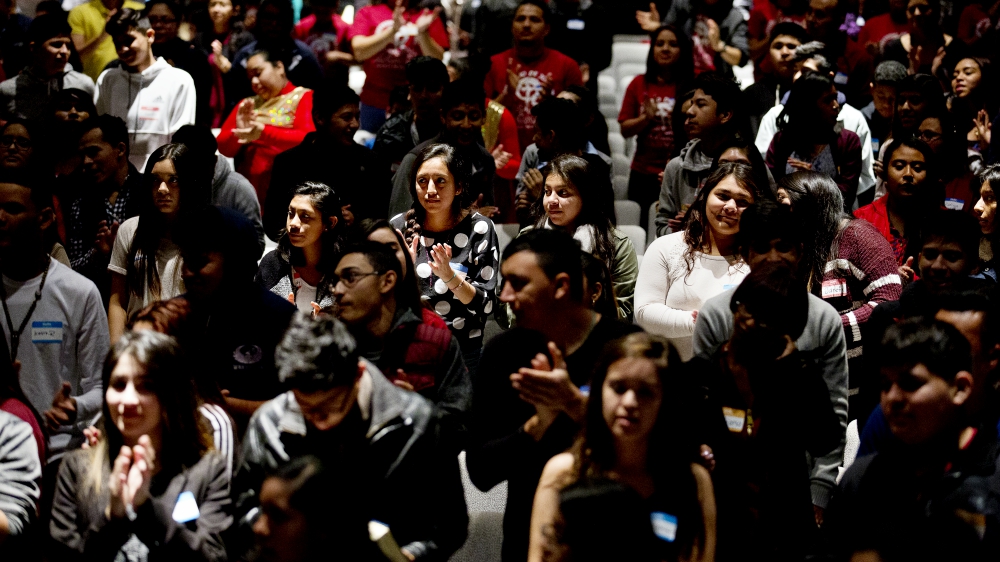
[212,157,264,250]
[0,410,41,538]
[655,138,714,237]
[0,67,94,121]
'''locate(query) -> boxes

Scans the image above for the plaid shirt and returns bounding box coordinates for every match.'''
[67,174,139,277]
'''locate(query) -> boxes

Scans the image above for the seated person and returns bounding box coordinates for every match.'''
[232,314,469,561]
[374,56,448,172]
[331,241,472,432]
[0,410,41,557]
[824,318,1000,561]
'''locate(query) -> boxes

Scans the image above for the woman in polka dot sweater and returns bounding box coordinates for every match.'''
[391,143,500,376]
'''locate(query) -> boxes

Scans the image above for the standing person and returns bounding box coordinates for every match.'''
[777,171,902,423]
[527,333,716,562]
[742,22,807,138]
[467,229,640,562]
[292,0,353,87]
[196,0,255,127]
[68,0,145,82]
[857,0,909,56]
[0,169,109,500]
[48,330,232,561]
[256,182,343,315]
[521,154,638,321]
[67,115,143,300]
[374,56,448,171]
[635,163,758,360]
[0,14,95,122]
[803,0,874,108]
[855,136,940,269]
[881,0,954,76]
[94,8,198,171]
[917,113,978,213]
[483,0,583,154]
[618,24,693,229]
[861,60,907,154]
[545,0,613,90]
[146,0,215,127]
[217,48,315,208]
[765,71,863,210]
[695,261,842,561]
[974,164,999,278]
[107,144,208,341]
[267,85,386,237]
[949,57,994,169]
[390,143,499,376]
[636,0,749,78]
[348,0,448,133]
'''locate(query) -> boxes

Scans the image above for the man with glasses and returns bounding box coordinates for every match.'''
[332,241,471,438]
[232,312,469,562]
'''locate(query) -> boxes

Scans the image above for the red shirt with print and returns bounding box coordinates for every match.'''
[347,4,448,110]
[618,75,676,175]
[484,47,583,152]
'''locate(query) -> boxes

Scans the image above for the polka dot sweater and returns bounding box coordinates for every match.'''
[390,212,500,351]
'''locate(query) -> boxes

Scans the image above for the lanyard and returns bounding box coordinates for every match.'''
[0,258,51,362]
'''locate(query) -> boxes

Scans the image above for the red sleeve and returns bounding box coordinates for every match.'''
[747,9,767,40]
[484,55,504,98]
[347,7,375,40]
[764,131,780,172]
[496,106,521,180]
[293,16,312,41]
[216,101,243,157]
[618,75,643,123]
[427,16,449,48]
[836,130,862,203]
[857,20,871,47]
[564,55,584,88]
[258,90,316,150]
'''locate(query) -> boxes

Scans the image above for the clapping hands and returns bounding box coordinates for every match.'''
[108,435,156,520]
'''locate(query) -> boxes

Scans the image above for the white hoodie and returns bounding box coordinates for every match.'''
[94,57,197,171]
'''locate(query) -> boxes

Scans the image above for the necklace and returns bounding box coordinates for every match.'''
[0,257,52,361]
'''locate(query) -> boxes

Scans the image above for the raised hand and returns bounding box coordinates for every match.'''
[392,0,406,33]
[898,256,915,286]
[43,382,77,432]
[398,227,419,265]
[428,243,455,280]
[95,220,119,255]
[492,143,512,170]
[974,109,992,150]
[506,63,522,93]
[232,99,263,143]
[642,98,657,120]
[523,168,545,198]
[510,342,585,422]
[415,6,441,34]
[635,2,661,32]
[108,435,156,519]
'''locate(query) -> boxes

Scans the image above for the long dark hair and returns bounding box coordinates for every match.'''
[683,163,763,273]
[127,143,208,299]
[88,331,211,493]
[778,171,848,290]
[579,333,704,559]
[356,218,424,313]
[776,71,838,141]
[402,143,472,246]
[950,57,996,131]
[581,252,618,320]
[645,25,693,87]
[534,154,617,274]
[977,164,1000,265]
[924,112,973,182]
[278,181,343,272]
[884,136,943,262]
[711,136,775,196]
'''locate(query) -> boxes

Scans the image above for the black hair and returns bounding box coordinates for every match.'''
[683,163,764,275]
[339,240,402,286]
[502,228,584,302]
[893,73,946,136]
[978,164,1000,261]
[171,124,219,190]
[279,181,343,273]
[532,97,587,152]
[918,210,982,268]
[128,143,209,299]
[735,199,805,265]
[441,78,486,112]
[81,114,129,157]
[581,252,617,319]
[791,41,834,75]
[34,0,64,15]
[28,12,71,45]
[884,135,939,185]
[874,60,908,86]
[402,143,472,247]
[711,136,774,197]
[691,71,744,135]
[768,21,809,45]
[405,55,449,90]
[312,82,360,123]
[275,314,361,391]
[106,7,152,36]
[145,0,182,19]
[354,218,423,314]
[516,0,550,24]
[777,171,847,289]
[918,111,968,183]
[258,0,295,34]
[176,205,262,285]
[247,46,290,69]
[0,167,53,211]
[776,71,839,139]
[731,260,810,341]
[877,318,972,382]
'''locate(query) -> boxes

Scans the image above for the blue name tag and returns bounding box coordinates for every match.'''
[567,19,585,31]
[944,198,965,210]
[651,512,677,542]
[31,321,63,343]
[723,284,738,291]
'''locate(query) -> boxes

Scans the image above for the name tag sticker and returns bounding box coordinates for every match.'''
[834,72,849,85]
[723,406,746,433]
[651,512,677,542]
[821,279,848,298]
[31,321,62,343]
[566,18,585,30]
[944,198,965,210]
[172,491,200,523]
[871,138,880,153]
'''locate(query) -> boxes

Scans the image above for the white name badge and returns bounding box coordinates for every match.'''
[944,198,965,211]
[172,491,200,523]
[821,279,848,299]
[567,19,585,30]
[723,406,745,433]
[31,321,63,344]
[651,512,677,542]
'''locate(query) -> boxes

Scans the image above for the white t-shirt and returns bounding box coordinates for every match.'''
[634,232,750,360]
[291,271,317,314]
[1,258,109,459]
[107,216,185,320]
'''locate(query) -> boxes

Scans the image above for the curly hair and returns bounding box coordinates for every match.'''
[275,313,360,392]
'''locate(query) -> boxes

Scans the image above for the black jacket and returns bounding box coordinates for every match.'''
[374,109,443,170]
[267,132,390,239]
[232,365,469,561]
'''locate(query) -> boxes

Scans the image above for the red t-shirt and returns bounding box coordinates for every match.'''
[618,75,676,175]
[857,13,908,55]
[294,13,350,59]
[484,48,583,154]
[347,5,449,109]
[748,2,806,43]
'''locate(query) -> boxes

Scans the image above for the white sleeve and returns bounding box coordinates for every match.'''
[851,108,875,198]
[755,105,781,156]
[634,236,697,338]
[93,70,109,115]
[170,69,198,133]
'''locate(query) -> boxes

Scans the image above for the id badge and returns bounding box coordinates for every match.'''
[31,321,63,344]
[651,512,677,542]
[566,19,585,30]
[944,198,965,211]
[723,407,746,433]
[172,491,200,523]
[821,279,848,299]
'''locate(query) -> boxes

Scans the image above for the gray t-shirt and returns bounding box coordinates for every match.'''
[1,258,109,459]
[108,216,185,320]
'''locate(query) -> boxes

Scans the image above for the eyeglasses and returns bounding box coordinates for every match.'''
[0,136,31,150]
[918,130,942,143]
[331,269,381,287]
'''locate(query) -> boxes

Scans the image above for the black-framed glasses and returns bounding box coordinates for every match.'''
[0,136,30,150]
[331,269,381,287]
[918,130,942,143]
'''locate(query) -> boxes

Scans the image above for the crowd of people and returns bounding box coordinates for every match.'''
[0,0,998,561]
